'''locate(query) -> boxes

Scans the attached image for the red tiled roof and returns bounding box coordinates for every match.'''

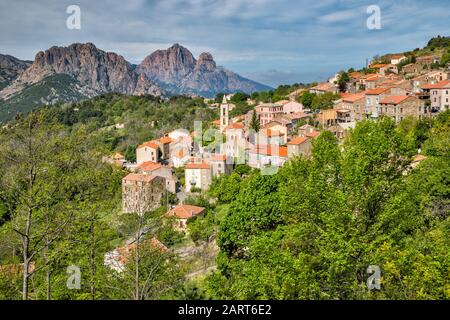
[288,136,309,145]
[138,161,162,172]
[421,80,450,90]
[159,136,173,144]
[115,237,168,266]
[185,162,210,170]
[390,54,406,59]
[366,87,391,95]
[123,173,158,182]
[310,82,336,91]
[251,145,288,157]
[341,92,366,102]
[165,205,205,219]
[366,74,384,81]
[379,95,410,105]
[306,131,321,139]
[226,123,245,130]
[370,63,389,69]
[289,112,310,120]
[138,141,159,149]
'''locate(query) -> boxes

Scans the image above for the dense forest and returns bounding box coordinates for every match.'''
[0,94,448,300]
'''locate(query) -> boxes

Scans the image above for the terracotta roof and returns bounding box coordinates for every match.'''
[114,237,168,266]
[226,123,245,130]
[306,131,321,139]
[370,63,389,69]
[288,136,309,145]
[138,161,162,172]
[341,92,366,102]
[289,112,310,120]
[421,80,450,89]
[366,87,391,95]
[251,145,288,157]
[185,162,210,170]
[159,136,173,144]
[123,173,158,182]
[165,205,205,219]
[366,74,384,81]
[310,82,336,92]
[380,95,410,105]
[138,141,159,149]
[349,71,363,79]
[212,119,221,125]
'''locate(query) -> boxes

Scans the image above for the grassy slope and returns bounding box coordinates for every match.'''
[0,74,90,123]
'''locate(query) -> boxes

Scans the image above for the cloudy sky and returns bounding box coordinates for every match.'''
[1,0,450,87]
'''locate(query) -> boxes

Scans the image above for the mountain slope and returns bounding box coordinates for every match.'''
[0,42,271,122]
[138,44,272,97]
[0,54,32,90]
[0,74,97,122]
[0,43,162,101]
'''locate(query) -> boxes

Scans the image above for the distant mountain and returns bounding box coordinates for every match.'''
[138,44,272,97]
[0,43,162,101]
[0,74,98,122]
[0,54,32,90]
[0,42,271,122]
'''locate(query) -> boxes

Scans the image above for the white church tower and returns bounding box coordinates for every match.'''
[220,95,230,132]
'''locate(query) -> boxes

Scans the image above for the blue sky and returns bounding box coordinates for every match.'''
[1,0,450,87]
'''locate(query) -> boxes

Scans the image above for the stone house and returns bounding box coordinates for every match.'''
[309,82,339,95]
[335,92,366,121]
[165,205,206,231]
[136,141,160,164]
[209,154,233,177]
[365,87,393,118]
[137,161,177,193]
[287,136,312,158]
[379,95,426,123]
[425,80,450,113]
[122,173,166,215]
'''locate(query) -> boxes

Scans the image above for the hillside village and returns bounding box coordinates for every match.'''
[102,39,450,276]
[0,36,449,300]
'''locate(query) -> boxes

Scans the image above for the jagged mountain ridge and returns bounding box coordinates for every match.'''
[0,43,162,100]
[0,54,32,90]
[0,42,271,122]
[138,44,272,97]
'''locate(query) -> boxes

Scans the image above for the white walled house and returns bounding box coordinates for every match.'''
[185,161,212,192]
[136,141,160,164]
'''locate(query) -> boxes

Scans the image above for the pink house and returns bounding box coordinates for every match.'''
[256,103,284,127]
[283,101,304,114]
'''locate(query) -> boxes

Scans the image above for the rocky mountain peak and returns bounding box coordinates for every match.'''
[195,52,216,72]
[0,43,162,100]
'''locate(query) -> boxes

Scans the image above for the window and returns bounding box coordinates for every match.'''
[400,108,403,113]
